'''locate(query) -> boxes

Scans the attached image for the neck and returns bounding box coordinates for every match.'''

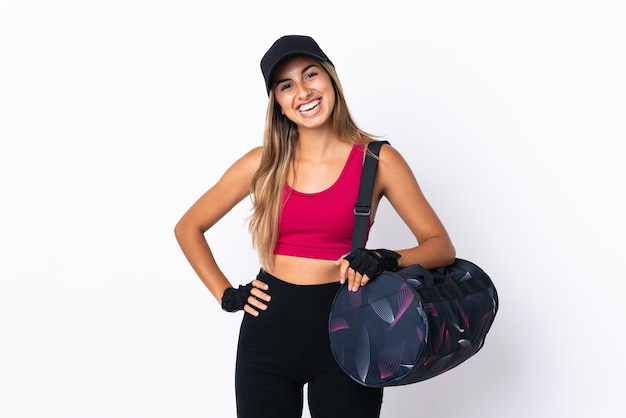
[295,131,345,161]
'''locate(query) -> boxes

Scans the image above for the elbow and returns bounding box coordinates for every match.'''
[439,238,456,267]
[444,244,456,266]
[173,218,188,243]
[174,216,207,244]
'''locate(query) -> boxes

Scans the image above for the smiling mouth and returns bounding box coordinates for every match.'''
[298,99,321,113]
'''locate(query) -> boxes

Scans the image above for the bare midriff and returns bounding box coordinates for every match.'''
[267,254,343,285]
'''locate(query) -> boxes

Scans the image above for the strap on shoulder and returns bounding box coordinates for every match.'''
[351,140,390,250]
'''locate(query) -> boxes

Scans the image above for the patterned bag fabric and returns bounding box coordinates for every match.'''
[328,140,498,387]
[328,258,498,387]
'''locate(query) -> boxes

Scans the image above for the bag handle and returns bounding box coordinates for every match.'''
[351,140,390,250]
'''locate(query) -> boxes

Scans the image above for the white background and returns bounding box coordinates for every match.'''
[1,1,624,417]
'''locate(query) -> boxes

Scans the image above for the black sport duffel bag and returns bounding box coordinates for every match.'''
[328,258,498,387]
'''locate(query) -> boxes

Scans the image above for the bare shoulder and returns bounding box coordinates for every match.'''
[243,145,264,161]
[235,145,263,170]
[204,146,263,200]
[377,142,405,162]
[221,146,263,180]
[376,142,415,180]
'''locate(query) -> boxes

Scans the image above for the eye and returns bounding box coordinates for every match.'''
[304,71,318,80]
[278,82,293,91]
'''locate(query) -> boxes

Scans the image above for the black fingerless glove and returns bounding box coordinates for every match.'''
[344,248,401,280]
[221,283,253,312]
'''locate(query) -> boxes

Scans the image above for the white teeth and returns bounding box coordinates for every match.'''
[299,99,320,112]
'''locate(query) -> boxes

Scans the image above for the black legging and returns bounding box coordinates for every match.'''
[235,269,383,418]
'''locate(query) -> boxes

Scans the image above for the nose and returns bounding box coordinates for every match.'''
[296,82,312,99]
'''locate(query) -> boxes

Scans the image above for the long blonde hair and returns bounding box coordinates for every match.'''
[248,60,378,269]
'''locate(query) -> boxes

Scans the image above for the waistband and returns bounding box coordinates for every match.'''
[257,269,341,295]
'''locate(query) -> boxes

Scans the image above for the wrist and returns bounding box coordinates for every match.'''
[221,283,252,312]
[376,248,401,271]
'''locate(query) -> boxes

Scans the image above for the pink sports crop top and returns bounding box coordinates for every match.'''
[274,144,370,260]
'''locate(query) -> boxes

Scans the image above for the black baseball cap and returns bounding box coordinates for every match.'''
[260,35,333,94]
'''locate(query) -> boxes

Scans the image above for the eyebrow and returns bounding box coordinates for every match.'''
[274,64,319,88]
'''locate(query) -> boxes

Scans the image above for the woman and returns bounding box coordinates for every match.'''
[174,35,455,418]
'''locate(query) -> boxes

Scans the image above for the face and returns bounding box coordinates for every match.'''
[272,56,336,131]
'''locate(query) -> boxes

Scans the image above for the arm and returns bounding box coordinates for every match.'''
[173,147,270,315]
[338,143,456,291]
[374,143,456,269]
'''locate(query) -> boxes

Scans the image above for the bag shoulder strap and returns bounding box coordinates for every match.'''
[352,140,390,250]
